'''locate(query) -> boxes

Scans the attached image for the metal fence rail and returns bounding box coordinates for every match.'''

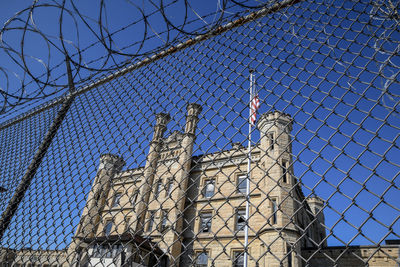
[0,0,399,266]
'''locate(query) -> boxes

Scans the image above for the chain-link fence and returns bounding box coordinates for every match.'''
[0,0,399,266]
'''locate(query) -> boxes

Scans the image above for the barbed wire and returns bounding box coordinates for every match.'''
[0,0,277,117]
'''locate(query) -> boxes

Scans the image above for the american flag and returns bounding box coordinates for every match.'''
[250,93,260,126]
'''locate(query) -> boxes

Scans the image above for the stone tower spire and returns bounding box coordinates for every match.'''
[159,103,202,266]
[257,111,299,266]
[134,112,171,232]
[78,154,125,237]
[68,153,125,265]
[154,113,171,140]
[185,103,202,135]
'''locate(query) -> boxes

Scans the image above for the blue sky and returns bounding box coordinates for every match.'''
[0,0,399,252]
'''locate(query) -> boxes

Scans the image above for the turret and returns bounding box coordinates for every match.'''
[258,111,293,157]
[157,103,202,266]
[153,113,171,141]
[307,196,325,224]
[135,112,170,232]
[98,153,126,175]
[185,103,202,135]
[78,154,125,237]
[67,153,125,265]
[257,111,300,266]
[307,196,327,246]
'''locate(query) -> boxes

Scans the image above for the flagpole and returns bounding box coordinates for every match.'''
[244,69,255,267]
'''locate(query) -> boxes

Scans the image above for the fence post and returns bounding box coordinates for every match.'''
[0,57,77,240]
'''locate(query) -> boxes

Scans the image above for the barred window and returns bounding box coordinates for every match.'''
[112,192,122,207]
[235,209,246,232]
[131,190,139,208]
[268,132,275,150]
[282,160,288,183]
[104,220,113,236]
[233,251,244,267]
[202,179,215,198]
[237,175,247,194]
[148,211,156,232]
[92,244,122,259]
[161,210,168,231]
[154,181,162,198]
[287,243,293,267]
[166,180,173,197]
[125,216,131,232]
[200,212,212,233]
[195,251,208,267]
[271,198,278,225]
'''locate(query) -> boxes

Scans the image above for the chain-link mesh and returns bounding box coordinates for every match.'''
[0,0,399,266]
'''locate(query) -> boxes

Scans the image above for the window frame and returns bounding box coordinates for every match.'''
[232,250,244,267]
[104,219,113,236]
[147,211,156,232]
[165,180,173,197]
[268,131,275,150]
[160,209,168,231]
[131,190,139,210]
[125,216,131,232]
[282,159,289,183]
[195,250,209,267]
[271,198,278,225]
[202,179,215,198]
[235,208,246,232]
[236,174,247,194]
[112,192,122,208]
[286,243,293,267]
[199,211,213,233]
[154,181,162,199]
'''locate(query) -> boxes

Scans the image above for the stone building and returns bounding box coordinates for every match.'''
[1,104,399,266]
[67,105,328,267]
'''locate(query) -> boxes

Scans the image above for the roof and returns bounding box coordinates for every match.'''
[81,232,164,255]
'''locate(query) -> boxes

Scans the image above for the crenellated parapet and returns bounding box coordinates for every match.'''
[258,111,292,134]
[98,153,126,175]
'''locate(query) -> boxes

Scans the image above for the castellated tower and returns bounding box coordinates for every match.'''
[257,111,301,267]
[135,103,202,266]
[134,112,171,232]
[67,153,125,265]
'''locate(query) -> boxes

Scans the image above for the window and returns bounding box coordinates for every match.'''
[95,191,101,202]
[92,244,122,259]
[282,160,288,183]
[160,210,168,231]
[233,251,244,267]
[235,209,246,232]
[148,211,156,231]
[200,212,212,233]
[104,220,113,236]
[237,175,247,194]
[202,179,215,198]
[268,132,275,150]
[287,243,292,267]
[131,190,139,209]
[125,217,131,232]
[271,198,278,224]
[154,181,162,198]
[195,251,209,267]
[166,181,173,197]
[112,192,122,207]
